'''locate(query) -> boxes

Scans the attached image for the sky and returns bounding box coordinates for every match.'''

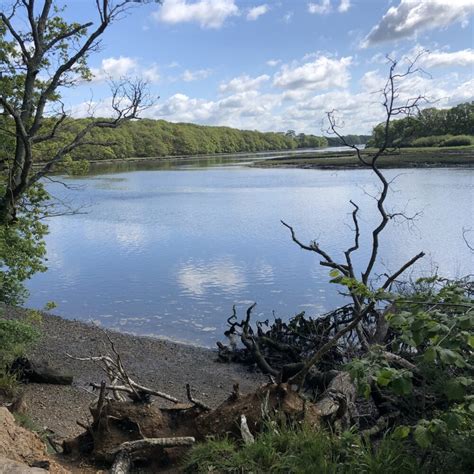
[58,0,474,134]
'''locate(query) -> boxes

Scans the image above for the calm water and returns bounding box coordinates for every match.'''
[27,160,474,346]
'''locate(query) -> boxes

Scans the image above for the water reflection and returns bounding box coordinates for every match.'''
[176,257,247,297]
[26,162,474,346]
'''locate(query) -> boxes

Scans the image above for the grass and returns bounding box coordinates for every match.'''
[184,424,420,474]
[255,146,474,169]
[0,372,19,397]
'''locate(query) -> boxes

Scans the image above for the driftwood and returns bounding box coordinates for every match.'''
[66,331,179,404]
[9,357,73,385]
[110,437,195,474]
[217,304,360,378]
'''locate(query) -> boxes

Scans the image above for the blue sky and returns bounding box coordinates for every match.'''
[60,0,473,134]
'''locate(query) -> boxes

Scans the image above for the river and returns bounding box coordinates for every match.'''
[26,158,474,346]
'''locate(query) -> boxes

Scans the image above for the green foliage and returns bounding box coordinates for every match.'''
[185,424,420,473]
[4,117,329,164]
[439,135,473,147]
[0,371,19,395]
[0,317,38,366]
[347,277,474,471]
[0,185,48,305]
[369,102,474,148]
[410,134,473,148]
[325,134,372,146]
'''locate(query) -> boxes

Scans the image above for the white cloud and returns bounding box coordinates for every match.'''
[91,56,137,81]
[90,57,160,83]
[73,49,473,136]
[363,0,474,47]
[182,68,212,81]
[219,74,270,93]
[422,49,474,68]
[266,59,281,67]
[142,65,161,82]
[338,0,351,13]
[247,4,269,21]
[308,0,331,15]
[154,0,239,29]
[273,55,352,91]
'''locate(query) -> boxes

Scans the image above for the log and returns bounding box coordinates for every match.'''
[9,357,73,385]
[110,437,195,473]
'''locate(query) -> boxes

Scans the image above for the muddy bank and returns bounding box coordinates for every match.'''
[2,307,265,440]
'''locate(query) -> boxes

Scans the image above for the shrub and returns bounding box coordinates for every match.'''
[0,317,39,367]
[440,135,473,147]
[411,135,450,147]
[185,424,419,473]
[409,134,473,147]
[347,277,474,473]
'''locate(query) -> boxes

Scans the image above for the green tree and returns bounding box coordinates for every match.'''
[0,1,158,304]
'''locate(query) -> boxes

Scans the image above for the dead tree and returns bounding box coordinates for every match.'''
[0,1,159,224]
[218,56,428,428]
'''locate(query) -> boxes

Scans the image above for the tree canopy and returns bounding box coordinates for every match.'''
[369,102,474,148]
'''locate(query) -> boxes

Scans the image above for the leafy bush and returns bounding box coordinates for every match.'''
[0,317,39,367]
[185,424,419,473]
[440,135,473,147]
[0,314,39,395]
[411,135,451,147]
[347,277,474,473]
[407,134,473,148]
[0,184,48,305]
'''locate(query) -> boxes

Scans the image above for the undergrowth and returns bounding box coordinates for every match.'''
[185,424,420,474]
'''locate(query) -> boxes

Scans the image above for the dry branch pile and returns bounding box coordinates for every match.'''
[62,337,351,473]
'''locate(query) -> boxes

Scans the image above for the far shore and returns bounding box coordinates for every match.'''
[252,146,474,170]
[31,145,474,172]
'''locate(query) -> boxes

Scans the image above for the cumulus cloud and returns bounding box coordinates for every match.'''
[338,0,351,13]
[273,55,352,91]
[181,68,212,81]
[422,49,474,68]
[363,0,474,47]
[266,59,281,67]
[308,0,331,15]
[142,65,161,82]
[308,0,350,15]
[91,56,138,81]
[73,50,473,135]
[154,0,239,29]
[219,74,270,93]
[90,57,160,83]
[247,4,269,21]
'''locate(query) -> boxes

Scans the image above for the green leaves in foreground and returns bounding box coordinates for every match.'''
[348,277,474,456]
[0,185,49,305]
[185,424,420,474]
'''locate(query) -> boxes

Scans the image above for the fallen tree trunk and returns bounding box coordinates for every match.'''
[110,437,195,474]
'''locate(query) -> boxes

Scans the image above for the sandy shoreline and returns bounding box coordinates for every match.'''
[2,306,265,440]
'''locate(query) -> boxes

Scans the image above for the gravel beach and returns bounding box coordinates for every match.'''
[2,306,265,440]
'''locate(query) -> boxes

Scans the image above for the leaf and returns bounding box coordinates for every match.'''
[438,348,463,366]
[376,368,394,387]
[393,425,411,439]
[423,346,437,363]
[444,379,466,401]
[329,269,340,278]
[442,412,463,430]
[390,376,413,396]
[414,425,431,449]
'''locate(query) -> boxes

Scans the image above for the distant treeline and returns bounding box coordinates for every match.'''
[325,135,372,146]
[369,102,474,148]
[25,120,335,163]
